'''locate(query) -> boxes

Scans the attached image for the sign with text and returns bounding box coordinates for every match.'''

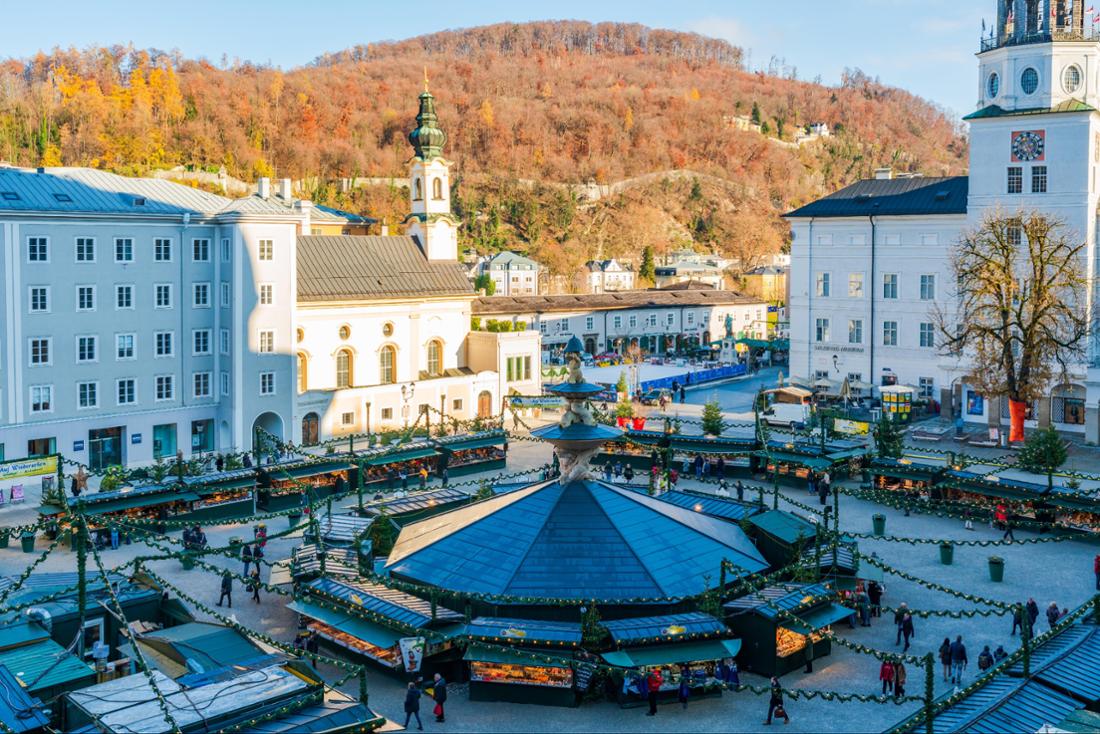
[833,419,870,436]
[0,455,57,482]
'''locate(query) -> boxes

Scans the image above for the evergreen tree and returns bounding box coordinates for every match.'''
[582,604,610,649]
[873,414,905,458]
[473,273,496,295]
[750,101,762,125]
[1017,426,1067,490]
[616,371,629,396]
[639,245,656,282]
[702,396,724,436]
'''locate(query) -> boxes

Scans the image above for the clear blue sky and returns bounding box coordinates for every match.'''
[0,0,985,118]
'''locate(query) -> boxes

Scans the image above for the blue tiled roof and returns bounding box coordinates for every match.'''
[785,176,968,218]
[467,617,582,646]
[646,490,763,522]
[385,478,767,600]
[305,577,461,628]
[1008,623,1100,704]
[723,583,832,620]
[603,612,727,645]
[921,676,1080,734]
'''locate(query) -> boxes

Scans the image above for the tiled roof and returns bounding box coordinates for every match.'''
[472,289,762,315]
[296,235,473,302]
[784,176,968,218]
[963,98,1095,120]
[603,612,727,644]
[487,251,538,269]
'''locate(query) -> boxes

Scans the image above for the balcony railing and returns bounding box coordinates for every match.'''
[981,28,1100,52]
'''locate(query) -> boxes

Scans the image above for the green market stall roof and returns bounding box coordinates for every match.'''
[0,626,96,696]
[906,676,1081,733]
[723,582,834,622]
[1007,622,1100,705]
[617,429,755,453]
[385,478,768,601]
[466,617,582,647]
[123,622,275,678]
[748,510,818,545]
[247,690,384,733]
[0,664,49,733]
[601,639,742,668]
[1053,710,1100,733]
[303,577,462,628]
[0,572,158,623]
[180,468,257,492]
[362,487,472,518]
[603,612,728,645]
[870,455,951,481]
[287,599,404,648]
[434,430,507,452]
[64,484,199,514]
[262,458,355,480]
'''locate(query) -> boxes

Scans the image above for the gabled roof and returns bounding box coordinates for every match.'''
[963,98,1095,120]
[785,176,968,218]
[296,235,473,302]
[487,251,538,269]
[305,577,462,627]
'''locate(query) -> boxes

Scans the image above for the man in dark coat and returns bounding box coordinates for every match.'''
[432,673,447,722]
[217,571,232,608]
[764,677,789,725]
[403,681,423,731]
[949,635,968,684]
[867,581,883,618]
[1026,597,1040,634]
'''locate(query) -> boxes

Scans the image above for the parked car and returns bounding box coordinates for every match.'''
[639,388,672,406]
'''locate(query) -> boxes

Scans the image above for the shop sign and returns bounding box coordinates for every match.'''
[662,624,687,636]
[509,396,565,408]
[399,637,425,673]
[833,419,870,435]
[73,440,86,452]
[0,455,57,482]
[500,627,528,638]
[131,433,142,445]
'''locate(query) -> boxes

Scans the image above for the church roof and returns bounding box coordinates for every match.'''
[296,235,473,302]
[384,478,768,601]
[784,175,968,218]
[963,99,1095,120]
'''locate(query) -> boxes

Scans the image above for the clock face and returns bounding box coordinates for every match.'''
[1011,130,1045,162]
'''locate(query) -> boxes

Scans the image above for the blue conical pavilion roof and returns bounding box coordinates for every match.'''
[385,479,768,601]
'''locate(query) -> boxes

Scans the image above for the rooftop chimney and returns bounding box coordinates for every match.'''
[294,199,312,235]
[278,178,292,200]
[257,177,271,199]
[380,223,389,236]
[874,167,893,180]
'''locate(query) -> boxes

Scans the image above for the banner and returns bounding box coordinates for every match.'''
[508,395,565,409]
[399,637,426,673]
[0,455,57,482]
[833,418,870,436]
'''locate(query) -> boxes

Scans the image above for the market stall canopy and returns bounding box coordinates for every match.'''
[385,477,768,600]
[263,459,355,480]
[765,452,833,471]
[640,489,764,523]
[601,639,742,668]
[780,603,853,634]
[463,643,570,669]
[303,577,462,628]
[362,486,472,519]
[180,468,257,492]
[748,510,818,545]
[603,612,728,646]
[723,582,834,621]
[363,446,439,467]
[435,431,507,452]
[316,512,373,546]
[120,622,276,679]
[287,599,403,649]
[466,617,582,647]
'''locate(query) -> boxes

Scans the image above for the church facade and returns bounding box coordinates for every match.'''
[787,0,1100,440]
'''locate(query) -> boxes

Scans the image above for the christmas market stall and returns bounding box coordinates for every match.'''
[356,442,441,489]
[1040,480,1100,534]
[257,459,355,512]
[177,468,257,522]
[869,454,951,499]
[595,429,757,475]
[642,489,765,524]
[464,618,582,706]
[43,483,200,531]
[0,664,50,734]
[762,439,870,487]
[931,463,1095,527]
[723,582,850,677]
[600,612,739,708]
[362,486,474,526]
[434,430,507,478]
[0,620,96,707]
[745,510,819,568]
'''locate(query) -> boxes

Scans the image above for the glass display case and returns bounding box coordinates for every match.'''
[469,661,573,688]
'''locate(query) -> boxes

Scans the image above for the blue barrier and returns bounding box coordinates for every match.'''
[640,363,747,392]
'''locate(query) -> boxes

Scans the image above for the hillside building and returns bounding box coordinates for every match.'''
[583,258,635,293]
[477,251,540,296]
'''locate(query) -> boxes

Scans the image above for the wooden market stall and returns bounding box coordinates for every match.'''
[464,618,582,706]
[762,439,870,487]
[723,582,852,677]
[48,484,197,532]
[434,430,508,478]
[256,459,355,512]
[746,510,819,568]
[869,455,952,500]
[880,385,916,422]
[357,442,441,489]
[177,469,257,522]
[596,429,758,475]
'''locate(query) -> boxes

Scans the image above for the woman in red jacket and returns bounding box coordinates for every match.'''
[879,659,895,695]
[645,669,663,716]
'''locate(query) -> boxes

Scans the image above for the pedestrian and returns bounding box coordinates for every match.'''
[614,461,624,480]
[419,466,428,490]
[818,478,829,506]
[717,456,726,476]
[1046,602,1061,629]
[993,645,1007,663]
[305,630,319,669]
[110,527,120,550]
[624,465,635,483]
[727,659,740,689]
[821,470,831,494]
[736,480,745,501]
[977,645,994,672]
[400,471,409,492]
[252,544,264,572]
[669,468,679,488]
[963,508,974,531]
[879,659,895,695]
[715,659,730,689]
[717,479,730,497]
[807,470,817,497]
[679,385,686,403]
[1095,553,1100,591]
[215,455,225,472]
[1002,517,1015,541]
[431,673,447,722]
[763,677,789,725]
[694,454,704,479]
[894,603,909,645]
[1027,598,1040,633]
[856,589,870,627]
[678,670,690,709]
[217,571,232,608]
[1011,605,1024,636]
[403,681,423,731]
[645,668,662,716]
[242,453,252,468]
[242,544,253,577]
[938,638,952,682]
[949,635,968,684]
[441,466,449,487]
[249,569,261,603]
[893,660,907,699]
[901,613,915,652]
[604,462,613,482]
[868,580,883,618]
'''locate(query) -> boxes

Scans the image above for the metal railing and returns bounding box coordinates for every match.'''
[981,28,1100,52]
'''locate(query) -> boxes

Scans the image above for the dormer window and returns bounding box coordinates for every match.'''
[133,196,146,206]
[52,193,72,203]
[0,191,19,201]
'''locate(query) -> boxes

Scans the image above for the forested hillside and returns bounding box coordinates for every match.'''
[0,21,967,279]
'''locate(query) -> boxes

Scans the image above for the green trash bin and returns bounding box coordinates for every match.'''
[0,529,9,549]
[20,532,36,553]
[939,542,954,565]
[872,513,886,536]
[288,512,303,528]
[988,556,1005,582]
[181,551,195,570]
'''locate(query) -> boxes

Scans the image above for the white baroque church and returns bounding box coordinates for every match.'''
[787,0,1100,441]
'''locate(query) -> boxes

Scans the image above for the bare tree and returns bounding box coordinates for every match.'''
[934,210,1088,442]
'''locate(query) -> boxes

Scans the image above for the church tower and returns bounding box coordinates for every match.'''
[404,77,459,261]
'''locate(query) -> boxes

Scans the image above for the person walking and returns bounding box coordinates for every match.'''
[217,571,232,608]
[1046,602,1061,629]
[645,668,662,716]
[1026,598,1040,634]
[736,480,745,501]
[604,462,613,482]
[857,590,871,627]
[1094,553,1100,590]
[440,466,448,487]
[403,681,423,731]
[901,612,915,652]
[868,581,883,618]
[678,670,690,710]
[993,645,1007,663]
[938,638,952,682]
[431,673,447,722]
[242,544,253,577]
[305,630,319,669]
[818,478,829,506]
[110,527,120,550]
[693,454,704,479]
[949,635,968,685]
[893,660,907,699]
[717,456,726,477]
[977,645,994,672]
[807,470,817,497]
[624,465,635,483]
[249,569,261,603]
[894,603,909,646]
[679,385,686,403]
[763,677,789,725]
[418,466,428,490]
[879,659,895,695]
[1002,517,1016,541]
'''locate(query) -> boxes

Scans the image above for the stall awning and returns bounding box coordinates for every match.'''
[463,643,568,668]
[272,462,354,479]
[601,639,741,668]
[767,453,833,471]
[78,490,200,515]
[365,448,439,466]
[441,436,505,452]
[782,603,853,634]
[287,600,401,649]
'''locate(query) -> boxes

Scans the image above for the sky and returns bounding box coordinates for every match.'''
[0,0,986,118]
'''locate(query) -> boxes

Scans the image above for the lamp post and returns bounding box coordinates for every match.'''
[400,383,416,429]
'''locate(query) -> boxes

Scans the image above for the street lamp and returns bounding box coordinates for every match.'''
[401,382,416,428]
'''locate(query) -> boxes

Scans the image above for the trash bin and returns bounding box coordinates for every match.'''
[939,542,954,565]
[181,551,195,570]
[288,512,303,528]
[20,532,36,553]
[988,556,1005,582]
[0,529,9,549]
[229,536,243,547]
[872,513,886,536]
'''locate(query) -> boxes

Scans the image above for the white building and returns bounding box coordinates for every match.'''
[479,251,539,296]
[583,259,636,293]
[787,0,1100,440]
[0,87,540,468]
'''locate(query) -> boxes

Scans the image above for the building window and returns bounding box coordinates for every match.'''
[815,318,830,342]
[919,322,935,348]
[78,381,98,409]
[919,274,936,301]
[114,238,133,262]
[585,316,595,330]
[883,321,898,346]
[559,318,569,331]
[1031,165,1047,193]
[259,283,273,306]
[192,282,210,308]
[686,313,695,326]
[882,274,898,299]
[336,349,353,388]
[539,322,548,334]
[221,238,231,262]
[506,356,532,382]
[452,398,463,411]
[116,333,135,360]
[339,325,351,340]
[381,408,393,420]
[192,238,210,262]
[219,329,230,355]
[155,331,174,357]
[1007,225,1022,246]
[220,372,230,396]
[918,377,935,399]
[193,329,211,355]
[427,340,443,377]
[258,330,275,353]
[379,346,396,384]
[77,335,97,363]
[297,353,308,393]
[628,315,637,329]
[815,272,830,297]
[432,177,443,199]
[1007,166,1023,194]
[29,286,49,313]
[115,284,133,310]
[29,337,51,366]
[848,319,863,344]
[193,372,211,399]
[156,375,175,401]
[27,237,48,262]
[221,282,230,307]
[76,237,95,262]
[155,238,172,262]
[666,312,675,326]
[258,239,274,261]
[77,285,96,311]
[260,372,275,395]
[613,316,622,329]
[116,378,136,405]
[848,273,864,298]
[341,411,355,426]
[155,284,172,308]
[30,385,52,413]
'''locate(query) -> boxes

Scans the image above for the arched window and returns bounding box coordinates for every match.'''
[336,349,353,389]
[297,353,308,394]
[427,340,443,377]
[380,345,396,384]
[414,177,423,201]
[432,177,443,200]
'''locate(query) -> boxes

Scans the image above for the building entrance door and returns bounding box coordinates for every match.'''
[89,427,124,470]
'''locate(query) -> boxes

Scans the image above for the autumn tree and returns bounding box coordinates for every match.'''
[934,211,1088,442]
